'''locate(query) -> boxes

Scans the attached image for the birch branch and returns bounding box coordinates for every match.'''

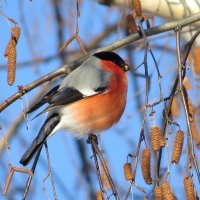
[0,13,200,112]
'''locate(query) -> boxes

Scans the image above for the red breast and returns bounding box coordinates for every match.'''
[68,60,128,134]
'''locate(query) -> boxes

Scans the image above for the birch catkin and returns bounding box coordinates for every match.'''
[5,41,16,86]
[186,97,194,122]
[158,129,166,148]
[12,26,21,41]
[4,26,20,86]
[96,190,103,200]
[154,186,162,200]
[184,177,196,200]
[161,181,175,200]
[171,130,184,164]
[101,161,111,189]
[171,97,179,118]
[141,149,152,185]
[127,14,137,33]
[123,163,134,181]
[190,121,200,148]
[193,47,200,75]
[132,0,142,18]
[150,126,160,151]
[150,126,165,151]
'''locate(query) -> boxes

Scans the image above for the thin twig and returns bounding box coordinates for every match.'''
[59,0,87,55]
[23,146,43,200]
[156,28,200,184]
[3,163,33,196]
[124,182,133,200]
[44,142,58,200]
[90,143,106,200]
[132,128,145,180]
[129,19,151,183]
[3,168,14,196]
[123,179,146,200]
[1,13,200,112]
[0,84,54,153]
[175,28,200,183]
[138,19,149,105]
[87,135,120,200]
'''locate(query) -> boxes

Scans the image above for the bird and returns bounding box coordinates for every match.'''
[20,51,130,166]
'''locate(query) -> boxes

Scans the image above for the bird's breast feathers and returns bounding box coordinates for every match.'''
[55,65,128,137]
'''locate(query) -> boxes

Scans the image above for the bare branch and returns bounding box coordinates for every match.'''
[1,13,200,112]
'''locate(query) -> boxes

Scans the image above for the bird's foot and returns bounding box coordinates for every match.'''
[86,134,98,144]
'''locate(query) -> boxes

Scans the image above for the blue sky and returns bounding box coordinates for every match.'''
[0,1,199,200]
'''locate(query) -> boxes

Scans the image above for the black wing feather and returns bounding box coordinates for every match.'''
[27,86,84,115]
[94,86,108,93]
[49,87,84,106]
[27,85,59,114]
[20,113,60,166]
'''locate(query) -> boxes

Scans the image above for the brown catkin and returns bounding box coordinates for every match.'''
[126,14,137,34]
[150,126,160,151]
[154,186,162,200]
[101,161,111,190]
[161,181,175,200]
[96,190,103,200]
[184,177,196,200]
[171,130,184,164]
[4,40,16,86]
[132,0,142,18]
[124,163,134,181]
[191,121,200,148]
[193,47,200,74]
[150,126,165,151]
[158,129,166,148]
[4,26,20,86]
[11,26,20,42]
[183,77,192,91]
[102,172,111,190]
[171,97,179,118]
[187,97,194,122]
[141,149,152,185]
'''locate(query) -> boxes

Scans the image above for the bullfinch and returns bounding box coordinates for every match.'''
[20,51,130,166]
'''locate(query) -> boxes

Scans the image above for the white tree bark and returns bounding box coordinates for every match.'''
[98,0,200,45]
[102,0,200,20]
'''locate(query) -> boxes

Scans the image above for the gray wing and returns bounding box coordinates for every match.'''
[59,56,112,96]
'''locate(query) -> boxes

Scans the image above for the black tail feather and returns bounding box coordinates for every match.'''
[20,140,43,166]
[20,114,60,166]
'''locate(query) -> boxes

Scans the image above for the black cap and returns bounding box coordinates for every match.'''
[93,51,130,72]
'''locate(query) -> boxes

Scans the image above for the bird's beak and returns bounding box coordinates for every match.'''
[124,64,130,72]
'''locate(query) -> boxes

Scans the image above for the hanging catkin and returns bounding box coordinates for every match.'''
[184,177,196,200]
[154,186,162,200]
[193,47,200,75]
[4,26,20,86]
[131,0,142,18]
[141,149,152,185]
[191,120,200,148]
[123,163,134,181]
[127,14,137,33]
[150,126,165,151]
[96,190,103,200]
[171,130,184,164]
[101,161,111,190]
[187,97,194,122]
[171,97,179,118]
[161,181,175,200]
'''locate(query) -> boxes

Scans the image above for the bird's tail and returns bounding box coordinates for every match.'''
[20,114,60,166]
